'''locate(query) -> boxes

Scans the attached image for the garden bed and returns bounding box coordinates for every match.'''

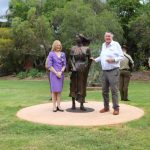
[0,71,150,82]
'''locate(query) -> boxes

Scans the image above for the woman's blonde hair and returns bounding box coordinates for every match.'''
[52,40,62,51]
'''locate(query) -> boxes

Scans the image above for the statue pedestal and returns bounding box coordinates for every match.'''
[17,101,144,127]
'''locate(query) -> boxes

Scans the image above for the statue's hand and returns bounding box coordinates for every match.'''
[90,57,95,61]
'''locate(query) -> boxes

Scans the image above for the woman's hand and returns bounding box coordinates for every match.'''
[56,72,62,78]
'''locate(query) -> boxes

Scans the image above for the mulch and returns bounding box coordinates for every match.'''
[0,71,150,82]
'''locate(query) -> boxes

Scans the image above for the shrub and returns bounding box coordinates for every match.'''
[139,66,148,71]
[87,42,102,86]
[27,68,39,78]
[36,72,45,77]
[17,71,28,79]
[17,68,45,79]
[0,28,12,39]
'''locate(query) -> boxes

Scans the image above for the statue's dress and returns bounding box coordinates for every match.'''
[69,46,92,103]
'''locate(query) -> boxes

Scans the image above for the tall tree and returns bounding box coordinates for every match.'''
[51,0,123,50]
[43,0,72,18]
[0,28,14,74]
[9,0,45,21]
[11,7,52,71]
[108,0,142,41]
[128,2,150,67]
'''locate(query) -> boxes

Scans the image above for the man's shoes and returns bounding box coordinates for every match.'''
[113,109,119,115]
[99,108,109,113]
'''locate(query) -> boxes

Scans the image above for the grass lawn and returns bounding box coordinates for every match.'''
[0,79,150,150]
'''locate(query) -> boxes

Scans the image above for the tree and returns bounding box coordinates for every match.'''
[34,15,52,56]
[12,17,36,54]
[0,28,14,58]
[11,7,52,71]
[43,0,72,18]
[107,0,142,40]
[84,0,107,14]
[51,0,123,50]
[128,2,150,68]
[0,28,14,74]
[9,0,45,21]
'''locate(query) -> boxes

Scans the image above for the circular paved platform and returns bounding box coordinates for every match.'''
[16,101,144,126]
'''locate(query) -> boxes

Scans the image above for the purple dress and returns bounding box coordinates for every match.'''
[47,51,66,92]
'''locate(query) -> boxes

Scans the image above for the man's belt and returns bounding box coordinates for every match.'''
[104,67,119,72]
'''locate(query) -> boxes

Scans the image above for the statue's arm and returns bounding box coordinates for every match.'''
[86,48,92,67]
[69,48,76,71]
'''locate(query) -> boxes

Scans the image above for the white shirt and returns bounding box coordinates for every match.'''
[95,40,124,70]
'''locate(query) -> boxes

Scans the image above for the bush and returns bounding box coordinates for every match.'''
[0,28,14,75]
[87,42,102,86]
[28,69,45,78]
[17,71,28,79]
[139,66,148,71]
[0,28,12,39]
[17,68,45,79]
[36,72,45,77]
[27,69,39,77]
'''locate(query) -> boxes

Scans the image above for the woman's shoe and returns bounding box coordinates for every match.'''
[53,109,57,112]
[57,107,64,112]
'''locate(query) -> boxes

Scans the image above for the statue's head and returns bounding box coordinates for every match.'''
[77,34,91,46]
[75,34,82,46]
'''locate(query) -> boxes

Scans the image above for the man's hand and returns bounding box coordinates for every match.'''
[106,58,115,63]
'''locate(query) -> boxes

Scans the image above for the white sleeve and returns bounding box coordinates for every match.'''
[95,56,101,62]
[94,44,103,62]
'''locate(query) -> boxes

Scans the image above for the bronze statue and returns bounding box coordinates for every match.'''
[69,34,92,111]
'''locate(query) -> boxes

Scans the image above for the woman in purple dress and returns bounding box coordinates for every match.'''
[47,40,66,112]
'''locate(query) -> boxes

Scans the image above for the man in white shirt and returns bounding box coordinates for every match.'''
[91,32,124,115]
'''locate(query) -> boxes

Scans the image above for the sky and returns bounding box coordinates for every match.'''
[0,0,10,22]
[0,0,10,15]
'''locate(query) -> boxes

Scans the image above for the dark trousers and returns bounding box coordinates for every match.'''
[119,70,131,100]
[102,68,120,110]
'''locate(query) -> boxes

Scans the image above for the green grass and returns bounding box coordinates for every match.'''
[0,79,150,150]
